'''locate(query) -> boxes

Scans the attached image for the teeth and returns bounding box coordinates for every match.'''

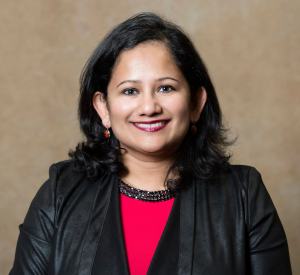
[134,122,167,128]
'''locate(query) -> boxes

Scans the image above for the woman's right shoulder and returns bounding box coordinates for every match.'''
[22,160,106,240]
[48,159,88,194]
[10,160,113,274]
[50,159,79,178]
[45,159,109,209]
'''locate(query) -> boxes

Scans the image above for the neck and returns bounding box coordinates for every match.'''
[118,149,177,191]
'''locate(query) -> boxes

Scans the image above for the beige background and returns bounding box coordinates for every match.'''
[1,0,299,274]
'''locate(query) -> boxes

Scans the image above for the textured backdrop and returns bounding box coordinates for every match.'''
[1,0,299,274]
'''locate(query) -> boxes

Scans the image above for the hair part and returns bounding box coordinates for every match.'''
[69,12,235,188]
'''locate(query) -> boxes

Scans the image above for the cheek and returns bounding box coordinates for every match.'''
[109,99,135,123]
[164,97,191,122]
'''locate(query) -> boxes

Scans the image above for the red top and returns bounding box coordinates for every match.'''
[120,193,175,275]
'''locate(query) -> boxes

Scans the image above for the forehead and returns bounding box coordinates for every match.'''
[109,42,183,82]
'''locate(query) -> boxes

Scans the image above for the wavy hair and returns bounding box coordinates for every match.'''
[69,12,235,188]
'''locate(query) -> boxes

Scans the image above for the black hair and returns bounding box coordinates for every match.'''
[69,12,235,188]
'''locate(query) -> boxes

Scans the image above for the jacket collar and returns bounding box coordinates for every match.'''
[77,173,195,275]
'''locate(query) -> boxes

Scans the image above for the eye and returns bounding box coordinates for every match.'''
[158,85,175,93]
[122,88,139,95]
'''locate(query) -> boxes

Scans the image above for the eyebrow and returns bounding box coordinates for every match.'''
[116,77,180,89]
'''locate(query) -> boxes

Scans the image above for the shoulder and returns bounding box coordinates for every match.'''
[28,159,98,223]
[222,164,258,179]
[48,159,88,189]
[194,164,266,207]
[220,164,264,192]
[199,164,270,215]
[50,159,78,177]
[24,160,110,235]
[25,160,80,213]
[220,164,277,227]
[21,159,86,242]
[47,159,109,204]
[26,159,85,213]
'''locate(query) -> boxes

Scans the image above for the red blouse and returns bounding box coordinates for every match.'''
[120,193,175,275]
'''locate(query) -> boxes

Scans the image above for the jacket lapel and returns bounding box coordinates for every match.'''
[91,174,130,275]
[146,193,180,275]
[78,173,196,275]
[147,178,196,275]
[76,173,116,275]
[178,177,195,275]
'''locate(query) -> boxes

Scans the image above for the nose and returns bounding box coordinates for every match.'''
[138,92,162,116]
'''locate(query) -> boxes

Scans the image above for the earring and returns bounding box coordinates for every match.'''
[191,122,197,135]
[104,124,110,138]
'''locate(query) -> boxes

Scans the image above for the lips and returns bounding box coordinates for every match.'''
[131,119,170,132]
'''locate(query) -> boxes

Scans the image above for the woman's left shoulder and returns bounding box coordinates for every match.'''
[220,164,266,193]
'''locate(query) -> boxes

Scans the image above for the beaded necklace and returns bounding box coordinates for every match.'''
[118,178,177,202]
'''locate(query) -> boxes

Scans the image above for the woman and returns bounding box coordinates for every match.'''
[10,13,292,274]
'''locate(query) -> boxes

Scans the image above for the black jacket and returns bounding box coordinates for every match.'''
[10,160,292,274]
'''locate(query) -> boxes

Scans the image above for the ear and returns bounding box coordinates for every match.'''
[92,91,111,128]
[190,86,207,123]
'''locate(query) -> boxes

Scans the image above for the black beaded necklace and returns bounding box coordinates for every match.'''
[118,178,177,202]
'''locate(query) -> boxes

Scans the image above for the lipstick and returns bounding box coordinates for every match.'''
[131,119,170,132]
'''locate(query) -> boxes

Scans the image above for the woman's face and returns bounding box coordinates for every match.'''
[93,42,206,160]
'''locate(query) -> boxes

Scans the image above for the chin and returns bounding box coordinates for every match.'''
[139,142,177,155]
[120,137,179,155]
[141,147,166,154]
[122,141,166,155]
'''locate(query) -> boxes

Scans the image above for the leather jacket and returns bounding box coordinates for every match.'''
[10,160,292,274]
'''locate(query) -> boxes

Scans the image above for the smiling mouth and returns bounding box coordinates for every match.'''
[132,120,170,132]
[133,121,167,128]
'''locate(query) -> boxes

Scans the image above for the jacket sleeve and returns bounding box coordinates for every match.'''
[10,164,58,275]
[247,167,292,275]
